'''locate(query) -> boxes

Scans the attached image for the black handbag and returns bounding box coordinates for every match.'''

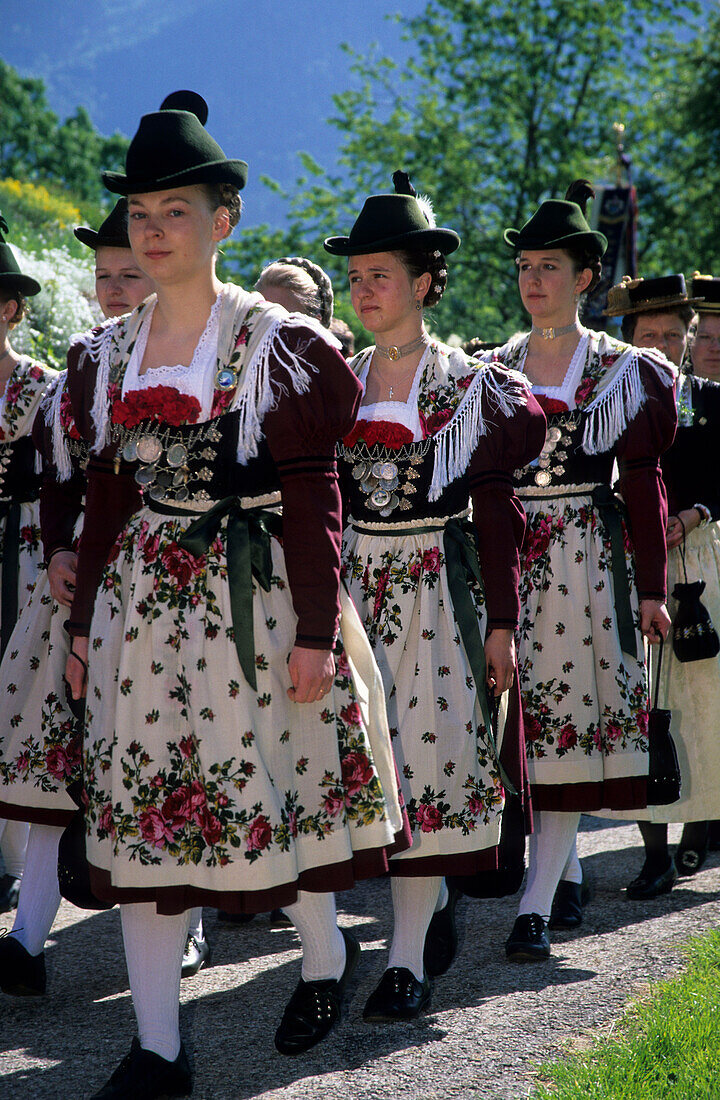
[57,690,114,912]
[448,693,526,899]
[671,518,720,663]
[646,638,682,806]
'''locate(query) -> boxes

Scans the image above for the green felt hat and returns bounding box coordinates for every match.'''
[74,199,131,251]
[504,180,607,256]
[0,212,41,297]
[102,91,248,196]
[324,171,460,257]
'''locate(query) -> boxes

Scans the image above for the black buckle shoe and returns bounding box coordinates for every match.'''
[0,874,21,914]
[274,928,360,1055]
[362,967,432,1022]
[90,1037,192,1099]
[423,884,461,977]
[181,933,212,979]
[675,845,708,877]
[548,873,592,930]
[0,933,46,996]
[505,913,551,962]
[626,860,677,900]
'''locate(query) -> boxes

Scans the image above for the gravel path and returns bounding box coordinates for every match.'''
[3,817,720,1099]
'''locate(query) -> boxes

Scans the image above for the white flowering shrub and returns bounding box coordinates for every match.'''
[11,244,100,369]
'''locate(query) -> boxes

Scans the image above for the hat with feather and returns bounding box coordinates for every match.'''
[324,171,460,256]
[74,199,131,251]
[504,180,607,256]
[0,212,41,297]
[102,90,248,195]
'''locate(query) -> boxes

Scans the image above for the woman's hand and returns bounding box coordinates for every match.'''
[666,509,701,549]
[48,550,78,607]
[484,628,516,697]
[287,646,335,704]
[65,635,89,700]
[639,599,671,643]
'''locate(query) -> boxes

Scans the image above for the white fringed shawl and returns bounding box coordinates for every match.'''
[39,370,73,482]
[68,285,340,465]
[483,330,677,456]
[428,352,529,501]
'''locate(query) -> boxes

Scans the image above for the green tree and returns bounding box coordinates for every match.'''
[259,0,704,343]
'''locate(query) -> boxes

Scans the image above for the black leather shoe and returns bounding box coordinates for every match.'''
[0,874,21,913]
[708,822,720,851]
[270,907,292,927]
[0,933,46,996]
[91,1037,192,1099]
[274,928,360,1055]
[181,932,212,978]
[362,967,432,1022]
[505,913,551,961]
[548,873,592,930]
[675,845,708,877]
[423,884,461,977]
[626,860,678,900]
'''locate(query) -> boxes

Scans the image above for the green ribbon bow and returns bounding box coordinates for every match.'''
[591,484,637,661]
[177,497,282,691]
[442,517,516,795]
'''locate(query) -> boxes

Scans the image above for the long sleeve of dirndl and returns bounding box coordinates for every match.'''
[264,329,363,649]
[32,402,85,560]
[469,386,546,629]
[616,358,677,601]
[63,337,142,637]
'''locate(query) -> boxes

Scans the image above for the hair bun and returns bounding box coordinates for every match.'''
[159,90,209,125]
[564,178,595,215]
[392,170,417,198]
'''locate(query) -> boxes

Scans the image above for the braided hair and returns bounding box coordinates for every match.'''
[256,256,334,327]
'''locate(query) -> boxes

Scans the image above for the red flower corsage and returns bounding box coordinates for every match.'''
[534,395,569,415]
[343,419,414,449]
[111,386,201,429]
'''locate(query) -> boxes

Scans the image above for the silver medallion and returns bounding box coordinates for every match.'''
[122,439,138,462]
[148,484,167,502]
[135,464,157,487]
[370,487,391,508]
[172,469,187,487]
[174,486,189,502]
[534,470,551,487]
[379,493,399,516]
[373,460,398,481]
[136,436,162,464]
[351,462,368,481]
[547,427,562,443]
[166,443,188,468]
[156,470,174,488]
[360,476,377,494]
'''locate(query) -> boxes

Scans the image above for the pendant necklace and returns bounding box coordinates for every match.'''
[531,322,580,340]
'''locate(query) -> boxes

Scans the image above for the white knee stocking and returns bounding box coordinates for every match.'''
[120,902,190,1061]
[282,891,345,981]
[388,875,443,981]
[11,823,63,956]
[187,906,203,941]
[0,817,29,878]
[519,811,581,921]
[560,833,583,884]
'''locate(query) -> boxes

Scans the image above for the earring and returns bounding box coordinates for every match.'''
[416,300,422,311]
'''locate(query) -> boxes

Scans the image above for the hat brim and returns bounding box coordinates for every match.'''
[74,227,132,251]
[504,228,608,256]
[604,295,704,318]
[695,302,720,314]
[102,159,249,196]
[0,272,41,297]
[324,227,460,257]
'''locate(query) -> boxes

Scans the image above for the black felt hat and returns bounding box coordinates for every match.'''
[691,273,720,313]
[102,91,248,196]
[0,213,41,297]
[603,274,703,317]
[74,199,131,251]
[324,171,460,257]
[504,180,607,256]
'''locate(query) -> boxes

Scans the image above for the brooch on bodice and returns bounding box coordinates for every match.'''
[521,416,577,487]
[341,442,429,516]
[116,423,223,505]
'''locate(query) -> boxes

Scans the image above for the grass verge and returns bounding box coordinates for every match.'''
[529,929,720,1099]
